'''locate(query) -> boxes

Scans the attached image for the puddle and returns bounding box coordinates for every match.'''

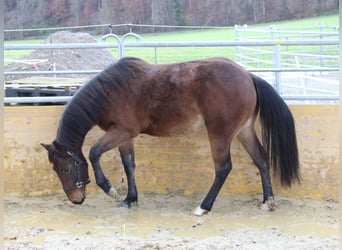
[4,193,339,249]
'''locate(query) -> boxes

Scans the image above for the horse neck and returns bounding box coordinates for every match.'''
[56,99,96,152]
[56,73,111,152]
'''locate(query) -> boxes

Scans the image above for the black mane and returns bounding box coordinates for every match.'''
[56,57,145,150]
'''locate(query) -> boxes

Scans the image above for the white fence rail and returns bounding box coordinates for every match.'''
[234,24,339,98]
[4,30,339,104]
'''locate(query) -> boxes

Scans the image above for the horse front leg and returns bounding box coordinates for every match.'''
[89,148,118,199]
[89,129,132,200]
[119,140,138,207]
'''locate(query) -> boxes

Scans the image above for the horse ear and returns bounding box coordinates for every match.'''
[41,143,51,151]
[52,140,66,155]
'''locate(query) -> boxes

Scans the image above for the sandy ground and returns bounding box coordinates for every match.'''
[4,193,338,250]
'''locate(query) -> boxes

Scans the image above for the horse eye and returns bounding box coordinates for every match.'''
[74,160,81,166]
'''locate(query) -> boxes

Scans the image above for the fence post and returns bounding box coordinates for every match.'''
[242,24,248,66]
[234,24,239,62]
[318,23,324,68]
[99,33,121,58]
[273,42,282,94]
[269,25,281,93]
[99,32,143,58]
[120,32,143,58]
[154,47,157,64]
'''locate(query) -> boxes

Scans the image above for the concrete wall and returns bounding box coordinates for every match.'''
[4,105,338,201]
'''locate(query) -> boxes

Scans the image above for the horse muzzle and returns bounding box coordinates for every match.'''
[66,186,87,205]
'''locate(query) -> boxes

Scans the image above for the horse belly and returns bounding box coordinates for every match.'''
[144,113,204,137]
[174,114,204,136]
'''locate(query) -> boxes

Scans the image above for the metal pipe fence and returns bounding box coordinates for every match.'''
[4,32,339,104]
[234,24,339,98]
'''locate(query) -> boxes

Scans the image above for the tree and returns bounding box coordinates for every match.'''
[173,0,185,26]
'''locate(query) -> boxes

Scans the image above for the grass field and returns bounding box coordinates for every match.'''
[4,14,339,65]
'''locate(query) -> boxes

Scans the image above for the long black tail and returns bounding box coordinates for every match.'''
[252,74,300,187]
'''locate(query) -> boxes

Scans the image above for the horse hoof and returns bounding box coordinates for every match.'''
[106,186,118,200]
[121,200,137,208]
[261,197,275,211]
[193,206,208,216]
[121,201,130,208]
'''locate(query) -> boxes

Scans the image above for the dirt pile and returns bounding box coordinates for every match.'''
[5,31,116,80]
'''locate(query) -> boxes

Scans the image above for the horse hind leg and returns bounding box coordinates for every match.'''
[237,125,275,211]
[194,136,233,216]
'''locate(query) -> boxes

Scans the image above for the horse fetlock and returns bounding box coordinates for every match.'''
[122,198,138,208]
[193,206,209,216]
[106,186,119,200]
[97,179,112,192]
[260,196,275,211]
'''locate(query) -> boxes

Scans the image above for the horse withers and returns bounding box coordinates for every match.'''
[41,57,300,216]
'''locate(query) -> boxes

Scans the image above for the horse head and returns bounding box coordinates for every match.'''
[41,141,90,204]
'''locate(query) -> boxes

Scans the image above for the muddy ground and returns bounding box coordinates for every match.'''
[4,192,338,250]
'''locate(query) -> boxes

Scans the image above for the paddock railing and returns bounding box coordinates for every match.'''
[234,24,339,98]
[4,31,339,104]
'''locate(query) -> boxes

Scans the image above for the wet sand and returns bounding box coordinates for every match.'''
[4,193,338,249]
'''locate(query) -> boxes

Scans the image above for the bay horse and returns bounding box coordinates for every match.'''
[41,57,299,216]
